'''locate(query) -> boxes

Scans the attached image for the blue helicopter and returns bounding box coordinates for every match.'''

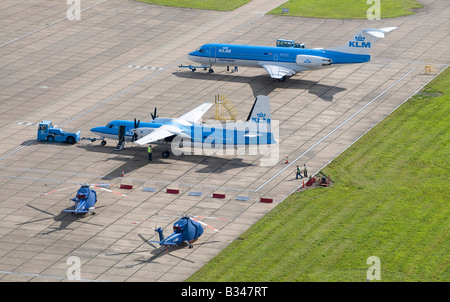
[134,215,225,251]
[63,184,97,215]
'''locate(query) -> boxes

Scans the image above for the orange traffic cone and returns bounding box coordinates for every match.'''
[121,169,125,177]
[302,180,305,188]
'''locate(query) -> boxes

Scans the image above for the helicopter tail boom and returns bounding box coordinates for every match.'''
[154,227,165,242]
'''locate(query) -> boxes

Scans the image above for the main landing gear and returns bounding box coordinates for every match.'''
[190,67,213,73]
[162,150,170,158]
[178,65,213,73]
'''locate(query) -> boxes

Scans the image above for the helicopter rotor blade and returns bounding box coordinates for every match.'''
[131,215,171,224]
[27,204,54,216]
[191,216,230,221]
[191,218,220,233]
[94,186,128,198]
[40,185,80,196]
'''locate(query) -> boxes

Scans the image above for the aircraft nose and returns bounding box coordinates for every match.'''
[187,51,199,62]
[90,126,103,134]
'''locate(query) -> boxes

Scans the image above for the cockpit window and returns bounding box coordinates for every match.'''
[196,47,205,53]
[106,123,113,128]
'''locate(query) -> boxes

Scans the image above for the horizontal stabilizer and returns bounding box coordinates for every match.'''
[326,26,397,55]
[150,240,177,246]
[63,209,89,213]
[244,132,261,138]
[364,27,397,38]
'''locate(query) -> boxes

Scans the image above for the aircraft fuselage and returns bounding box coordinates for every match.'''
[188,44,370,70]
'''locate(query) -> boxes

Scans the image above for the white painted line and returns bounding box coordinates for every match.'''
[0,0,107,49]
[0,270,105,282]
[0,143,33,161]
[127,65,164,70]
[16,121,35,126]
[255,67,416,192]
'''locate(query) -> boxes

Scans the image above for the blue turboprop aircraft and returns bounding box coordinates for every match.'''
[90,95,276,157]
[182,27,397,81]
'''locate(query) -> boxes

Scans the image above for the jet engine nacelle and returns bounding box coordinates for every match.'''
[296,55,331,69]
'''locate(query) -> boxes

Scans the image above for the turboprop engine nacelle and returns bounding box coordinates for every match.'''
[296,55,331,69]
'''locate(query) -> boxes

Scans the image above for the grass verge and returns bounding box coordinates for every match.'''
[136,0,422,18]
[269,0,423,18]
[188,67,449,282]
[136,0,251,11]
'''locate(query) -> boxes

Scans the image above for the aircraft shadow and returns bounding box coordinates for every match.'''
[18,204,104,235]
[107,234,220,268]
[172,71,346,102]
[76,144,254,180]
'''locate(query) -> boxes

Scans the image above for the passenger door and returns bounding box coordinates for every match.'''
[209,47,217,64]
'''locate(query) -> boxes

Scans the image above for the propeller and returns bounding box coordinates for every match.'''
[132,118,140,141]
[150,107,158,121]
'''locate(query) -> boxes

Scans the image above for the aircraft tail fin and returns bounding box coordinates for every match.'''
[155,227,164,242]
[245,95,276,144]
[327,27,397,54]
[246,95,271,124]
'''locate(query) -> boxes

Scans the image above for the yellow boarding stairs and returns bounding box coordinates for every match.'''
[215,94,238,122]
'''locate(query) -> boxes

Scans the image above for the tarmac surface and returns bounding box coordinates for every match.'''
[0,0,448,281]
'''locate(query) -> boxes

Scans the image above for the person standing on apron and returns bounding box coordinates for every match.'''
[148,145,152,161]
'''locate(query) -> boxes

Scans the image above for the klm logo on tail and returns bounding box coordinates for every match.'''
[252,112,270,124]
[349,35,371,48]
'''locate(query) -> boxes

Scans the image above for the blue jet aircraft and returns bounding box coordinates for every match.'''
[90,95,276,158]
[183,27,396,81]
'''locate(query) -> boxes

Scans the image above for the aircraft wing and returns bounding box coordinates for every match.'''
[133,124,181,145]
[259,64,296,79]
[178,102,213,123]
[134,103,212,145]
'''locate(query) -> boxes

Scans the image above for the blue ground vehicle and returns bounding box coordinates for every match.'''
[37,120,80,144]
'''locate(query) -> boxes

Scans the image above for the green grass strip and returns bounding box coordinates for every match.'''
[188,67,449,282]
[137,0,422,18]
[136,0,251,11]
[269,0,423,19]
